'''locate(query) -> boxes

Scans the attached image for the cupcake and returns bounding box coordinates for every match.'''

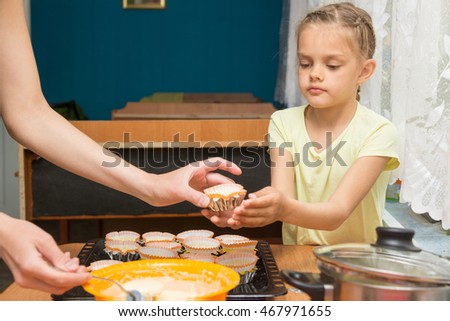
[182,237,221,255]
[104,240,141,261]
[142,231,176,244]
[87,259,123,272]
[146,241,182,252]
[176,229,214,243]
[215,251,259,284]
[138,246,179,260]
[220,239,258,253]
[180,252,216,263]
[105,230,140,243]
[203,183,246,212]
[215,234,250,243]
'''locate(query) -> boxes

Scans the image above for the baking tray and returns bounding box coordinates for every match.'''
[51,239,287,301]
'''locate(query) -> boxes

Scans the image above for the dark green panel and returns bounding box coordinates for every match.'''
[31,0,282,119]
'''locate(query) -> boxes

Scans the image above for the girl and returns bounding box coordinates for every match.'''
[203,2,399,245]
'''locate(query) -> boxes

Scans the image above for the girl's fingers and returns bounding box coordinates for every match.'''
[233,208,266,218]
[241,196,272,209]
[247,193,258,199]
[230,215,268,227]
[225,218,243,229]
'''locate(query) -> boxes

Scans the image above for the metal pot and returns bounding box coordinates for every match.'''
[281,227,450,300]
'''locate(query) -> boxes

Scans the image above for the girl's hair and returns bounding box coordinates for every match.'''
[297,2,376,60]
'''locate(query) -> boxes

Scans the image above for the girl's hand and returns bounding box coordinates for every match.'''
[201,187,286,230]
[202,186,286,228]
[231,186,286,227]
[0,214,91,294]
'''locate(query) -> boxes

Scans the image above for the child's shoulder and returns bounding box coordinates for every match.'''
[354,105,398,144]
[357,104,392,123]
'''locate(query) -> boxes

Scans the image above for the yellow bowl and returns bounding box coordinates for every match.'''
[82,259,240,301]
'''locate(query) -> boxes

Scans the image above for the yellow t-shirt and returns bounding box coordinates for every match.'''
[269,104,400,245]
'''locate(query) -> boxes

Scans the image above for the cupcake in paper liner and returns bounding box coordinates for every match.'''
[142,231,175,244]
[87,259,123,272]
[215,234,249,243]
[176,229,214,243]
[203,183,246,212]
[182,236,221,255]
[104,240,141,261]
[215,252,259,284]
[138,246,179,260]
[220,239,258,253]
[180,252,216,263]
[146,241,182,252]
[105,230,140,243]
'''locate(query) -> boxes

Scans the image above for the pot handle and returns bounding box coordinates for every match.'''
[374,227,421,252]
[280,270,328,301]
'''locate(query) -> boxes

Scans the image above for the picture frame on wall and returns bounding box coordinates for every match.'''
[123,0,166,10]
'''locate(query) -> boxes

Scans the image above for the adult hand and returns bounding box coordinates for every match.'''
[201,209,240,229]
[150,157,242,208]
[0,213,91,294]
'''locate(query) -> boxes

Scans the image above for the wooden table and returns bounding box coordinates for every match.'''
[111,102,275,120]
[0,244,318,301]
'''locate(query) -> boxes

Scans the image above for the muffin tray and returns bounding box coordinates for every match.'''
[51,239,287,301]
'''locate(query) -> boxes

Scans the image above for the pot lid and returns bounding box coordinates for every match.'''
[313,227,450,285]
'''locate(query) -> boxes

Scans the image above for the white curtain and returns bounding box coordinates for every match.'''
[275,0,450,230]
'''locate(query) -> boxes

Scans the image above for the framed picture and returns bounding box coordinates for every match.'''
[123,0,166,10]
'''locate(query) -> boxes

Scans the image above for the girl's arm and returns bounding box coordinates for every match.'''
[232,148,388,230]
[225,148,296,228]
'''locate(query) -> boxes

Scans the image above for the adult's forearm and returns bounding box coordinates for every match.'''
[4,101,156,204]
[0,1,157,205]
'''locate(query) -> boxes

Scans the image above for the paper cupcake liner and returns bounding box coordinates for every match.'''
[142,231,175,243]
[105,230,140,242]
[146,241,182,252]
[180,253,216,263]
[103,250,140,262]
[138,246,179,260]
[215,234,249,243]
[176,229,214,243]
[208,195,246,212]
[204,183,246,212]
[215,252,258,273]
[215,252,259,284]
[183,237,221,255]
[87,260,123,272]
[104,240,141,262]
[220,239,258,252]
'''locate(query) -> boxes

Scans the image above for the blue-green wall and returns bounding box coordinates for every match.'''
[31,0,282,120]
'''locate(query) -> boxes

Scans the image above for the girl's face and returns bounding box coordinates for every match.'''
[297,24,370,110]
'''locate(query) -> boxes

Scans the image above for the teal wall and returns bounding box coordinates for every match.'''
[31,0,282,120]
